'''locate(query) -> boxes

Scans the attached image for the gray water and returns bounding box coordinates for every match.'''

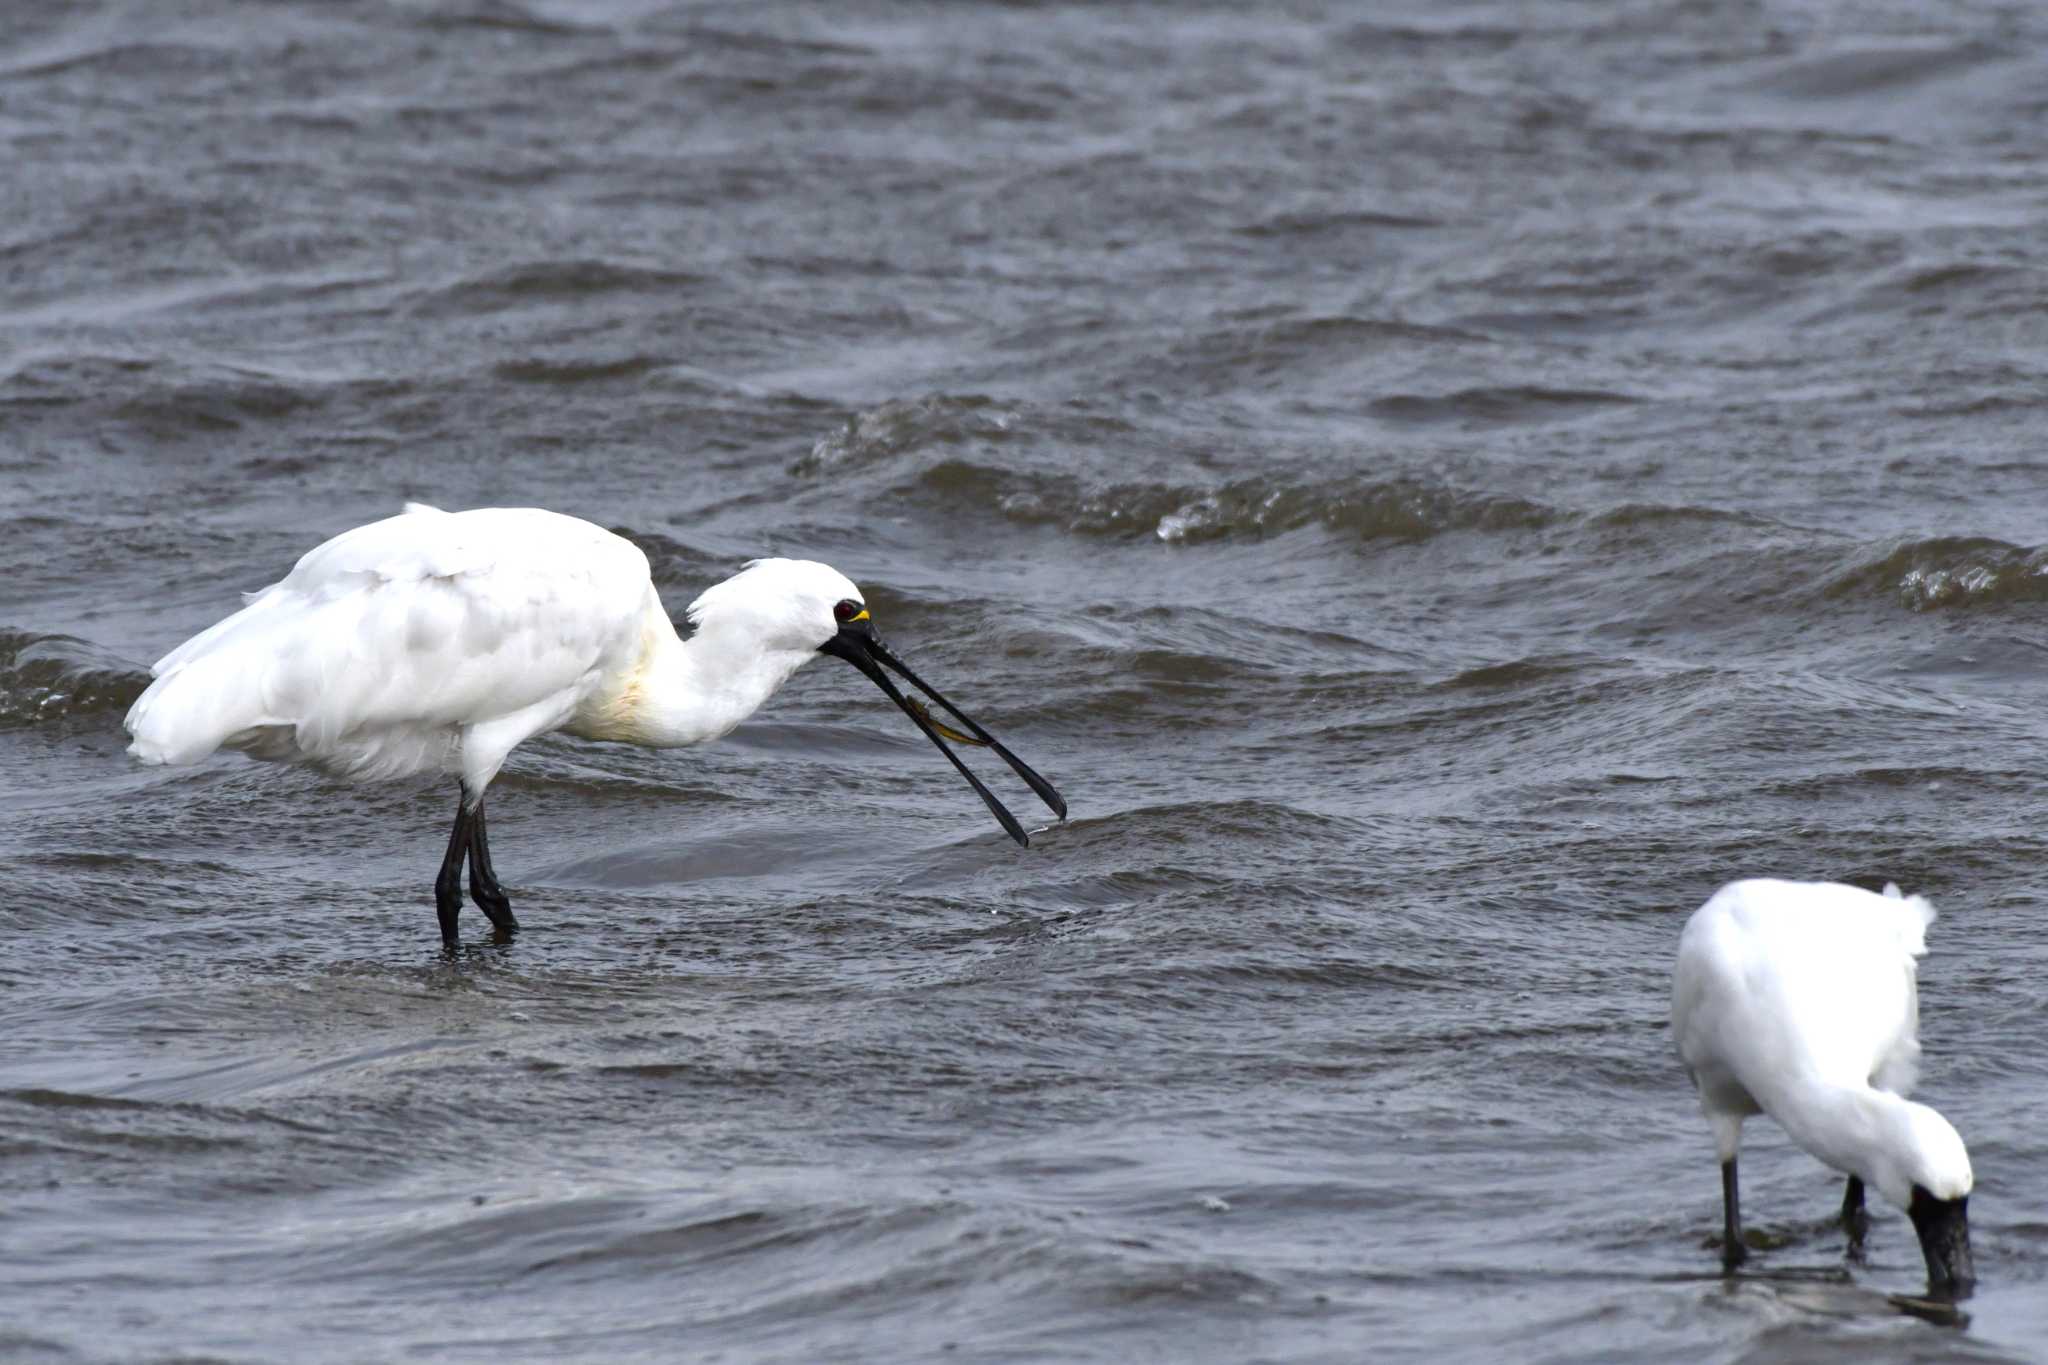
[5,2,2048,1360]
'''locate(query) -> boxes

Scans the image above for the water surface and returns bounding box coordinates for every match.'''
[5,1,2048,1360]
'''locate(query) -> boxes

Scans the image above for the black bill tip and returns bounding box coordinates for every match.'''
[1908,1186,1975,1300]
[862,636,1066,820]
[821,620,1054,845]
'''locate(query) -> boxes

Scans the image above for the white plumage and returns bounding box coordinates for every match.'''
[1672,877,1975,1293]
[125,504,1065,948]
[127,504,842,788]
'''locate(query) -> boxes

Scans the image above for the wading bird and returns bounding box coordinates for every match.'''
[1671,878,1974,1297]
[125,504,1065,948]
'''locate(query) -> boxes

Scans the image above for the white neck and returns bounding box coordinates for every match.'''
[1761,1079,1934,1210]
[575,598,818,747]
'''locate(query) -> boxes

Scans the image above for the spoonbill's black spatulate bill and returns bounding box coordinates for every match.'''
[124,503,1066,949]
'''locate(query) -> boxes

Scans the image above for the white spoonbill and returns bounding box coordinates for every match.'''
[1671,878,1974,1296]
[124,503,1066,948]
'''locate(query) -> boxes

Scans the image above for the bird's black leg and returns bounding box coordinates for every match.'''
[466,794,518,937]
[1842,1174,1868,1253]
[434,787,475,950]
[1721,1159,1748,1271]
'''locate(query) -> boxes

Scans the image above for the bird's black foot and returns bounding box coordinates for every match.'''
[435,866,464,952]
[433,784,520,950]
[466,794,518,938]
[1843,1174,1869,1257]
[435,786,475,952]
[469,871,518,937]
[1720,1158,1748,1273]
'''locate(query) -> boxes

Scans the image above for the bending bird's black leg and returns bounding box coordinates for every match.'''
[434,787,475,950]
[1721,1158,1748,1271]
[466,795,518,936]
[1842,1174,1868,1253]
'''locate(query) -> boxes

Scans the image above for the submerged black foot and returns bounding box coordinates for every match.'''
[435,785,477,951]
[469,873,516,935]
[1843,1174,1869,1254]
[435,856,466,953]
[467,796,519,937]
[1721,1158,1748,1271]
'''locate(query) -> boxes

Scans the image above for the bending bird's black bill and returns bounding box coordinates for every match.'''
[821,622,1066,845]
[862,636,1067,819]
[1907,1187,1974,1300]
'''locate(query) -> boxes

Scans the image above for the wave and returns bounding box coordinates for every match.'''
[3,352,155,397]
[1439,656,1606,691]
[793,396,1557,543]
[0,630,149,729]
[1148,315,1492,393]
[1583,503,1780,531]
[1828,536,2048,611]
[1818,261,2048,327]
[410,1,599,37]
[786,405,2043,612]
[1236,208,1445,237]
[1365,385,1639,425]
[407,259,706,317]
[791,393,1044,476]
[1745,42,1996,100]
[111,374,325,435]
[3,351,349,439]
[901,460,1554,544]
[1333,21,1521,54]
[0,40,229,81]
[0,1086,157,1113]
[493,354,666,386]
[1150,477,1553,543]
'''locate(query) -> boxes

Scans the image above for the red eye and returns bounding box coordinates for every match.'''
[834,599,864,623]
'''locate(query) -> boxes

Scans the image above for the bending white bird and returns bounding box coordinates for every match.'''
[125,504,1066,948]
[1671,878,1974,1296]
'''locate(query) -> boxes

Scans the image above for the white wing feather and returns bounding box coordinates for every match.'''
[1675,878,1931,1106]
[126,507,655,781]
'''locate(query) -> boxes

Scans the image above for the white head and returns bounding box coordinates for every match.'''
[1868,1099,1973,1209]
[676,556,1066,845]
[685,558,865,656]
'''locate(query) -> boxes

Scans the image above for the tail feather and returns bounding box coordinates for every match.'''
[1879,882,1937,958]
